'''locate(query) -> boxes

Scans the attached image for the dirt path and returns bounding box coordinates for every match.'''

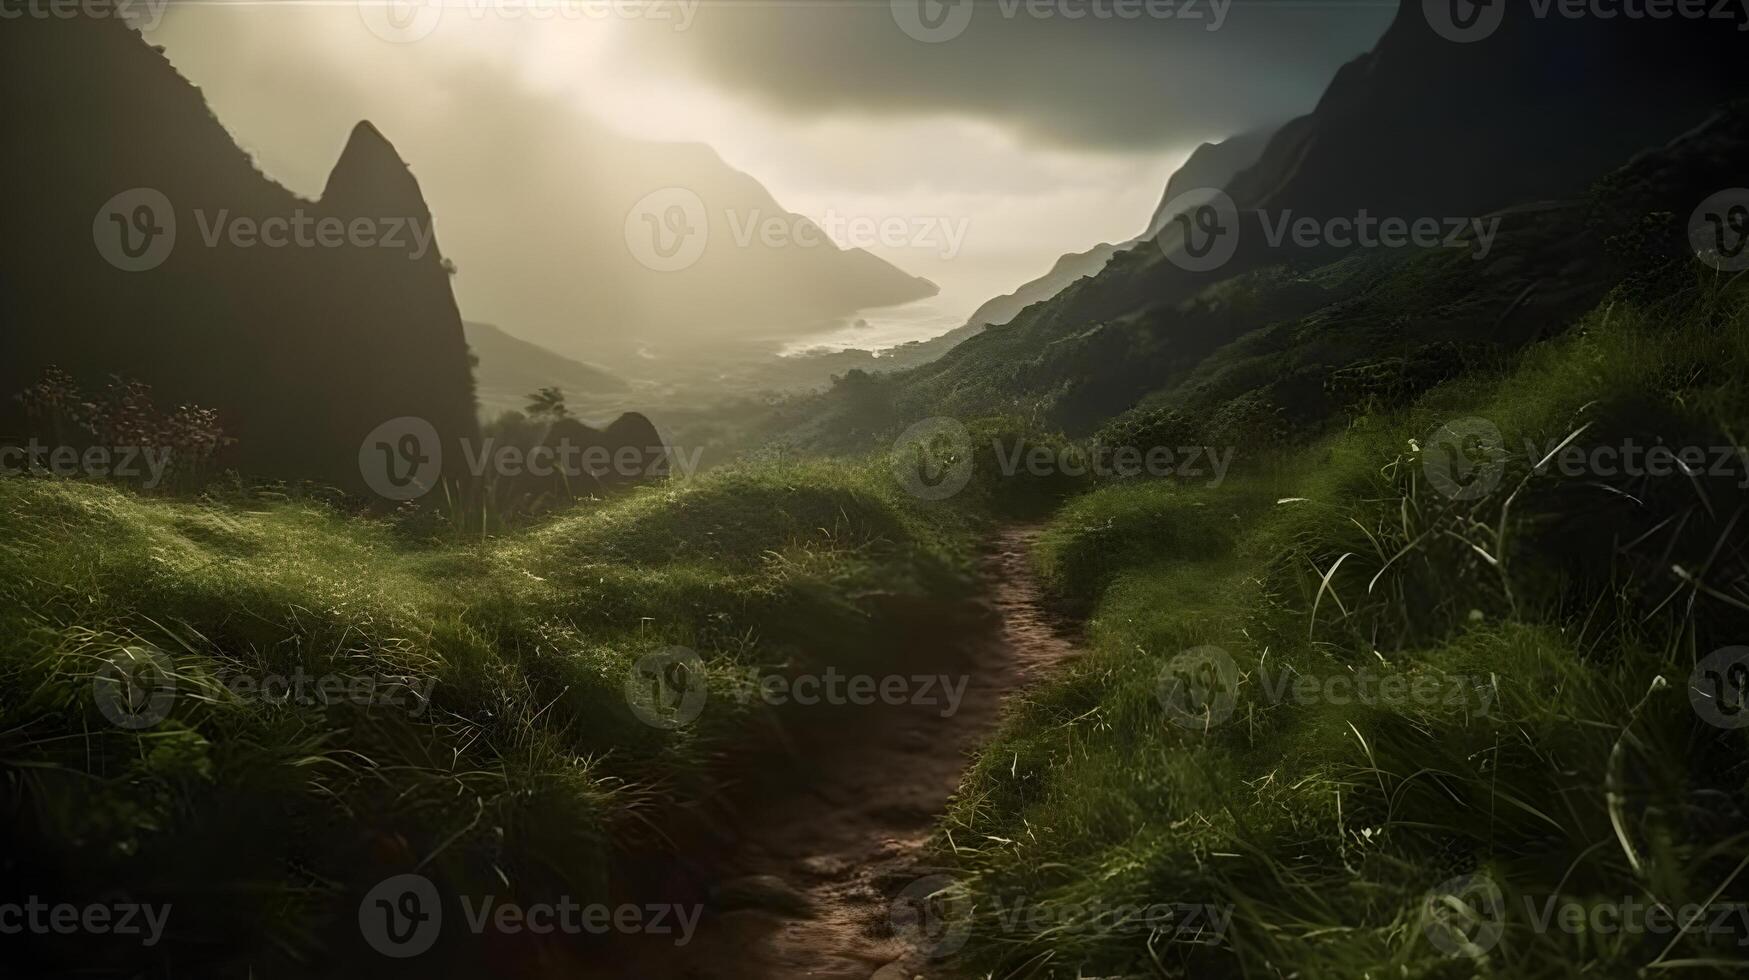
[593,525,1079,979]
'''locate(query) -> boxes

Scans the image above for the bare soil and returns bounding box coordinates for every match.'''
[586,526,1079,979]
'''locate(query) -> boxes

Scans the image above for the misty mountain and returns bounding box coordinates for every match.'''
[959,244,1126,336]
[1061,1,1749,324]
[961,126,1277,334]
[0,20,478,492]
[464,321,627,422]
[783,2,1749,448]
[334,80,938,369]
[1139,126,1280,239]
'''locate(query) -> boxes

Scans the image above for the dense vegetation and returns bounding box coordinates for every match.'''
[938,279,1749,977]
[0,461,980,974]
[14,270,1746,976]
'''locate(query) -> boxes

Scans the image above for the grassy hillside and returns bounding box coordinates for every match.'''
[7,47,1748,980]
[0,461,980,975]
[936,280,1749,977]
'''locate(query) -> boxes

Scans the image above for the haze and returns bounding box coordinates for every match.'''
[146,0,1393,361]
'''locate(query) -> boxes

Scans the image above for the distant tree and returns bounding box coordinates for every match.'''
[524,387,569,421]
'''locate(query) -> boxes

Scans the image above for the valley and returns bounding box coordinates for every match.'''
[3,4,1749,979]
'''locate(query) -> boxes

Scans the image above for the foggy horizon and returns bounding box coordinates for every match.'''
[141,0,1393,361]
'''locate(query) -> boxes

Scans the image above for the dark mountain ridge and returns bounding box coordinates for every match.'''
[1141,124,1280,239]
[779,1,1749,448]
[0,19,479,493]
[958,125,1277,335]
[1067,1,1749,327]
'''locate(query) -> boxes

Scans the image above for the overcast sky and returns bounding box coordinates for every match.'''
[147,0,1394,335]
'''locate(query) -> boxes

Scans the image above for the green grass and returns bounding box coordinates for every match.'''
[8,268,1749,977]
[0,457,979,975]
[938,282,1749,978]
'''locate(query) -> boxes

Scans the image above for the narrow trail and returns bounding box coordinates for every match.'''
[594,525,1080,979]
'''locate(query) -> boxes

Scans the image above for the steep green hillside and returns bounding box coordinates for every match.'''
[0,461,979,975]
[938,276,1749,978]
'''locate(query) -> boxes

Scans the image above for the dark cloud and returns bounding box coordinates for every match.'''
[620,0,1398,150]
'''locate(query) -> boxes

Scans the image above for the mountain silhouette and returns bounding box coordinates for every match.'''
[306,78,938,369]
[975,1,1749,334]
[789,1,1749,443]
[1139,126,1280,239]
[0,20,479,493]
[1064,1,1749,321]
[960,125,1277,334]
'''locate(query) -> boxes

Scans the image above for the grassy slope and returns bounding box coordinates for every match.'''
[0,459,979,974]
[940,282,1749,978]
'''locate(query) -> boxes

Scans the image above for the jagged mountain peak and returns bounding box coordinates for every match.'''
[321,119,426,213]
[1,23,478,490]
